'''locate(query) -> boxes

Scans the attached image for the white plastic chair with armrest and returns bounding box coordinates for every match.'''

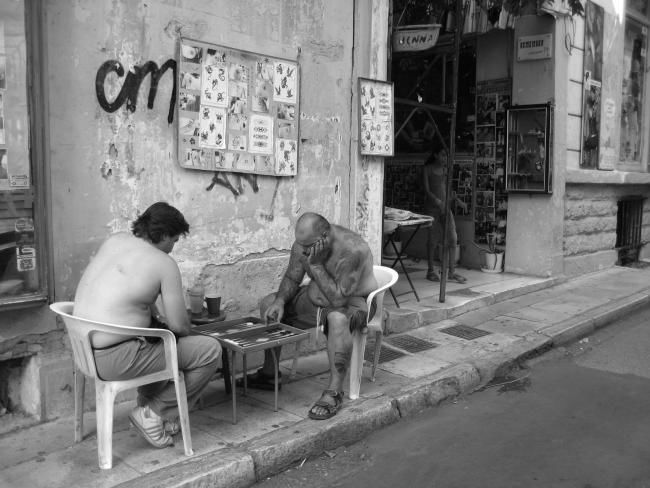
[49,302,193,470]
[308,265,398,400]
[348,265,399,400]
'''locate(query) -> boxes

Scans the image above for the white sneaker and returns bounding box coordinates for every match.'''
[128,405,173,448]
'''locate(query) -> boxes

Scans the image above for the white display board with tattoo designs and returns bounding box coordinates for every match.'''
[177,38,300,176]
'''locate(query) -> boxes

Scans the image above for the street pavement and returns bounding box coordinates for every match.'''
[1,261,650,488]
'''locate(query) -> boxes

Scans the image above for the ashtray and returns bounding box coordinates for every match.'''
[190,308,227,324]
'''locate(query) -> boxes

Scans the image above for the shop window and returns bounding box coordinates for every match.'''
[0,0,46,307]
[619,16,647,164]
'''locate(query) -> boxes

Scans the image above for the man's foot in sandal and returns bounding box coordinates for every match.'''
[129,405,173,448]
[308,390,344,420]
[235,368,282,391]
[449,273,467,284]
[426,270,440,282]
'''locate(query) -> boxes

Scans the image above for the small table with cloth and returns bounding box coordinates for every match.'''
[383,207,434,306]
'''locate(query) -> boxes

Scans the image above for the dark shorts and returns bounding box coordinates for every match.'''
[283,286,376,335]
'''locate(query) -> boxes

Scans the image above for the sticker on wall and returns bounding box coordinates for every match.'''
[275,139,297,175]
[16,246,35,272]
[273,61,297,103]
[201,62,228,107]
[249,114,273,154]
[199,106,226,149]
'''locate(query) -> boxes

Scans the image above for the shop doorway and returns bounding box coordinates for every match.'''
[385,0,513,275]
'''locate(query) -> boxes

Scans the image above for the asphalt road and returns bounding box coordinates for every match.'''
[254,304,650,488]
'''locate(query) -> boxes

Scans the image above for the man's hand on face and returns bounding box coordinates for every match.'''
[304,236,328,266]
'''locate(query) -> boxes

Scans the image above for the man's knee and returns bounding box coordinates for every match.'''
[326,312,349,336]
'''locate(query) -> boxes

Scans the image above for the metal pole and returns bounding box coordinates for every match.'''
[439,0,463,303]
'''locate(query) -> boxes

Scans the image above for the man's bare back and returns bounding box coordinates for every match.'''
[74,232,188,348]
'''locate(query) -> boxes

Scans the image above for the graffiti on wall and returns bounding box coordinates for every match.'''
[206,171,259,197]
[96,59,177,124]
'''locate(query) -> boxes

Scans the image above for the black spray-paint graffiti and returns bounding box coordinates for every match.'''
[96,59,177,123]
[206,172,259,197]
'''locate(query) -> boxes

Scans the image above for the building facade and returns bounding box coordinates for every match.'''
[1,0,649,426]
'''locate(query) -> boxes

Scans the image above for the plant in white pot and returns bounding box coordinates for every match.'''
[472,233,504,273]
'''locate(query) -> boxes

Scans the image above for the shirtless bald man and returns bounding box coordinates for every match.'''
[74,202,220,449]
[245,212,378,420]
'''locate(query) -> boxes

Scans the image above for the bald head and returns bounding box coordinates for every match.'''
[295,212,330,245]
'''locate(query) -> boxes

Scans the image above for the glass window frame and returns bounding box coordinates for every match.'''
[619,11,648,168]
[0,0,49,310]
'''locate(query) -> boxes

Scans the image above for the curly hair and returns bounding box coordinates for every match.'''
[131,202,190,243]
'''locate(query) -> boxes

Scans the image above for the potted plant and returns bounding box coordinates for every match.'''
[472,232,504,273]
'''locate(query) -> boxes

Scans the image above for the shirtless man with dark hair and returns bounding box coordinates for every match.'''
[244,212,378,420]
[74,202,221,449]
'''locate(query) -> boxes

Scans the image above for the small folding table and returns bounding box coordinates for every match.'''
[383,212,434,306]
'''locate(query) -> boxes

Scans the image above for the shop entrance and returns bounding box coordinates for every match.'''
[385,0,513,276]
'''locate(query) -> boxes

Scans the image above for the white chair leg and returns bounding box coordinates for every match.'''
[173,372,194,457]
[348,329,368,400]
[371,330,383,382]
[94,382,116,470]
[73,366,85,443]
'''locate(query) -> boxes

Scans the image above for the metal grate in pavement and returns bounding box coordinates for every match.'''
[440,324,491,340]
[385,334,438,353]
[364,344,406,364]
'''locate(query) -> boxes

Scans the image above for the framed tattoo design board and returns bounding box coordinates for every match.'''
[358,78,394,157]
[177,38,300,176]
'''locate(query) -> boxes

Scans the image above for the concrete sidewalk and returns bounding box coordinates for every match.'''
[2,263,650,488]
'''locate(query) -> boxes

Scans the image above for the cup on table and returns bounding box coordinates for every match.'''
[188,287,205,315]
[205,295,221,316]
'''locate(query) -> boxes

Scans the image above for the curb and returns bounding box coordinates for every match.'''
[539,289,650,346]
[115,448,255,488]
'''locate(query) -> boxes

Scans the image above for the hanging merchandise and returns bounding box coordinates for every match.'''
[474,79,510,247]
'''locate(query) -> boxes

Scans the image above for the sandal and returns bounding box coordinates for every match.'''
[308,389,344,420]
[426,271,440,282]
[235,368,282,391]
[449,273,467,284]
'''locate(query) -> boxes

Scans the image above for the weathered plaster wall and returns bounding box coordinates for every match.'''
[46,0,357,315]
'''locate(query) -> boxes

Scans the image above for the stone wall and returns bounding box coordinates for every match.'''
[563,183,650,275]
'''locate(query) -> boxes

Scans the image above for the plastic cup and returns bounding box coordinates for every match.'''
[189,289,204,314]
[205,296,221,316]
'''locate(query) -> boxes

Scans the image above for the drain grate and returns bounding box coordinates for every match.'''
[440,324,491,340]
[364,344,406,364]
[385,334,438,353]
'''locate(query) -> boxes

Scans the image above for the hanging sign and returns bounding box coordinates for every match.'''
[517,34,553,61]
[177,38,300,176]
[358,78,394,157]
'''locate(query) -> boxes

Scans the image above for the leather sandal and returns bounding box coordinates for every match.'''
[308,389,344,420]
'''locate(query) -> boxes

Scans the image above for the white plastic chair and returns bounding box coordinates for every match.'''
[348,265,399,400]
[49,302,193,470]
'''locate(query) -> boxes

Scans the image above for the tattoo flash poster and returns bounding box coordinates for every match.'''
[358,78,394,157]
[177,39,300,176]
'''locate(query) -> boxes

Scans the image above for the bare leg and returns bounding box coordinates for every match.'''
[309,311,351,418]
[426,226,441,281]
